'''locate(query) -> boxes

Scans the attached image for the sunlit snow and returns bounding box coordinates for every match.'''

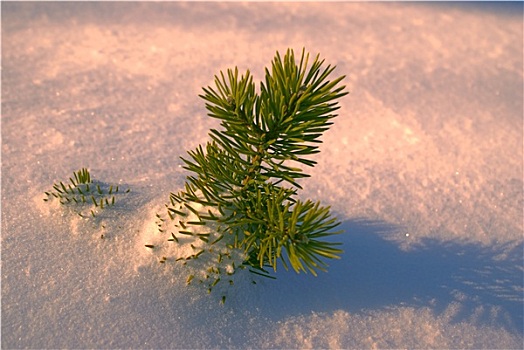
[2,2,523,349]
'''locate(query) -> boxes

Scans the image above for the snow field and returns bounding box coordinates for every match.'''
[2,2,522,348]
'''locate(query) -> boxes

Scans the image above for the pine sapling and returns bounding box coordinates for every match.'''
[44,168,130,219]
[156,48,347,295]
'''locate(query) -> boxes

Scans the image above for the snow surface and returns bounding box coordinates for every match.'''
[2,2,523,348]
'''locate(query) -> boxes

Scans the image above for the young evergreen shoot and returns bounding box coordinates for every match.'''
[44,168,130,219]
[157,48,347,293]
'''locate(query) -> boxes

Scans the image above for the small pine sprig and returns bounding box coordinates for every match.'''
[157,48,347,295]
[44,168,130,218]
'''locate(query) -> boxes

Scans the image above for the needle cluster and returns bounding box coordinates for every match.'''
[158,49,347,287]
[44,168,130,219]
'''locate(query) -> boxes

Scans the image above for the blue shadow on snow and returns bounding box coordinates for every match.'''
[249,219,523,334]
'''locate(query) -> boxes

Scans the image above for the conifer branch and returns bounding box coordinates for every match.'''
[160,49,347,292]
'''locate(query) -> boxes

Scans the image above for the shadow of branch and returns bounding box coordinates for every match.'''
[247,219,523,334]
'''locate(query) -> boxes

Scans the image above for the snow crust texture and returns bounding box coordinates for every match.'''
[2,2,523,349]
